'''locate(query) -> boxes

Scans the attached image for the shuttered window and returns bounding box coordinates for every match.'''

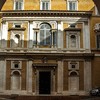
[14,0,23,10]
[68,0,78,11]
[40,0,50,10]
[40,23,51,45]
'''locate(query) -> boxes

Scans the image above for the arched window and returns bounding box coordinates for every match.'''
[40,23,51,45]
[11,71,21,90]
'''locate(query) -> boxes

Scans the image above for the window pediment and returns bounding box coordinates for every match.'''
[8,27,26,31]
[64,28,81,32]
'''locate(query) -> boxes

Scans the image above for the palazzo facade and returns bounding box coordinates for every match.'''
[0,0,99,96]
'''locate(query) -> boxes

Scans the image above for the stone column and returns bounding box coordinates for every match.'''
[0,59,6,92]
[84,60,91,93]
[57,60,63,94]
[83,21,90,52]
[27,60,33,94]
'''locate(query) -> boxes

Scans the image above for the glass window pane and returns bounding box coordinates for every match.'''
[46,2,49,10]
[40,23,51,45]
[69,1,77,10]
[42,2,45,10]
[15,2,19,10]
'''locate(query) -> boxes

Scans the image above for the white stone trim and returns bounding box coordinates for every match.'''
[2,17,88,22]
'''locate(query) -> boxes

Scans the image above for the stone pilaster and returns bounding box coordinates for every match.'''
[1,21,8,48]
[83,21,90,52]
[57,60,63,94]
[27,60,33,94]
[84,60,91,93]
[57,21,63,48]
[0,59,6,92]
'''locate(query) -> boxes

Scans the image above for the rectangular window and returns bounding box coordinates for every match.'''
[14,0,23,10]
[68,0,77,10]
[40,0,50,10]
[97,35,100,48]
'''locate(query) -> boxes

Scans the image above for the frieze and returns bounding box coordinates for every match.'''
[0,10,92,17]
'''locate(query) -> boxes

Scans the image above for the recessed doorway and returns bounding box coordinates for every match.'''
[39,71,51,94]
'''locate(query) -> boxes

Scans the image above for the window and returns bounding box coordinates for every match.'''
[40,0,50,10]
[67,0,78,10]
[97,34,100,48]
[39,23,51,45]
[14,0,23,10]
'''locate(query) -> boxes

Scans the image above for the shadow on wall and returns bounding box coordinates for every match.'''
[0,0,6,10]
[93,0,100,13]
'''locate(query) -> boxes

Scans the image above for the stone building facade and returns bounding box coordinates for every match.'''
[0,0,99,96]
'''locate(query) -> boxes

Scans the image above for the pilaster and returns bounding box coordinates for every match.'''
[0,59,6,92]
[57,60,63,94]
[84,59,91,94]
[83,21,90,52]
[28,21,33,48]
[1,21,8,48]
[57,21,63,48]
[27,60,33,94]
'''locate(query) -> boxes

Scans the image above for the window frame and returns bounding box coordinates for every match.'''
[14,0,24,10]
[39,23,51,46]
[40,0,51,10]
[67,0,78,11]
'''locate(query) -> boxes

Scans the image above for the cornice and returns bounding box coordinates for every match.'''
[64,28,81,32]
[0,10,92,18]
[8,27,26,31]
[0,52,94,60]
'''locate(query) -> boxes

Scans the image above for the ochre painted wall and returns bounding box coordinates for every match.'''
[90,17,100,49]
[92,57,100,88]
[1,0,95,11]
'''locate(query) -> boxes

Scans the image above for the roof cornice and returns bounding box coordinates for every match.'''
[0,10,92,17]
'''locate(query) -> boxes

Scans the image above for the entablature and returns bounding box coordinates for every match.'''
[0,10,92,18]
